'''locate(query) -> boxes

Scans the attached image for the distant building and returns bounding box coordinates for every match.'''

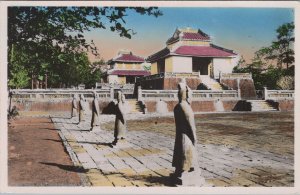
[147,27,239,79]
[106,50,150,84]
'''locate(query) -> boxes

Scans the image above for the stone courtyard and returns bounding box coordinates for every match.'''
[51,111,294,187]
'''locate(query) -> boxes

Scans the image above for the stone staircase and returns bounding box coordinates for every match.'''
[200,75,223,90]
[247,100,278,112]
[127,99,144,113]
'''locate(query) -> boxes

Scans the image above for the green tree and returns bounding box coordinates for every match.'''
[8,7,162,88]
[8,44,31,88]
[234,22,294,90]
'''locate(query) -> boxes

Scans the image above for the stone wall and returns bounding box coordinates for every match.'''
[222,100,242,111]
[12,100,73,113]
[274,100,294,111]
[141,77,201,90]
[144,101,157,113]
[11,99,112,115]
[221,78,256,99]
[144,99,240,113]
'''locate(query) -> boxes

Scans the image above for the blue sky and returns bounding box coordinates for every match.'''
[85,7,294,62]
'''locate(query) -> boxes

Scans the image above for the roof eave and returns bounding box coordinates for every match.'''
[171,53,237,58]
[114,60,145,63]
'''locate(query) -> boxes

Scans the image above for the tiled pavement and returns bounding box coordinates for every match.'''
[52,113,294,187]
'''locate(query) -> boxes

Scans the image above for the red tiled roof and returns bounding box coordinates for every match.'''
[109,70,151,76]
[113,54,145,63]
[166,29,210,44]
[182,32,210,41]
[147,47,170,63]
[147,45,236,62]
[174,45,236,57]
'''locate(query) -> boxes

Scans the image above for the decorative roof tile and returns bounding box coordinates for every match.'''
[174,45,236,57]
[181,32,210,41]
[166,28,210,45]
[147,45,236,62]
[114,54,145,62]
[108,52,145,64]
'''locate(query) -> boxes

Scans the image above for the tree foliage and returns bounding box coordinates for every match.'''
[277,76,294,90]
[254,22,294,69]
[233,22,294,90]
[8,7,162,88]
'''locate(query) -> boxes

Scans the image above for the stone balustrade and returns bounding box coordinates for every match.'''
[139,89,178,100]
[11,88,293,102]
[10,89,112,100]
[138,72,200,82]
[138,89,239,101]
[220,73,252,79]
[95,83,135,90]
[264,88,294,100]
[193,90,239,99]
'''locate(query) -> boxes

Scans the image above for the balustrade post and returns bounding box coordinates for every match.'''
[36,93,43,99]
[110,88,114,101]
[237,79,241,99]
[137,86,142,101]
[237,88,241,99]
[263,87,268,100]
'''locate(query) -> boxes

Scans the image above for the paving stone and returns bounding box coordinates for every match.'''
[52,114,294,187]
[106,174,133,187]
[82,161,97,169]
[97,163,117,173]
[77,152,93,163]
[108,158,131,170]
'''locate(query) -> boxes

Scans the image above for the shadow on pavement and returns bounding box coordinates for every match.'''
[123,174,175,187]
[76,141,114,148]
[43,138,62,143]
[40,162,88,173]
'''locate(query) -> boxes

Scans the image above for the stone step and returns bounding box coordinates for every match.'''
[247,100,278,112]
[127,100,143,113]
[200,77,224,90]
[252,109,277,111]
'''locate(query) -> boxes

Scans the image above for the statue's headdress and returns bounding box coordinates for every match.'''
[178,79,192,104]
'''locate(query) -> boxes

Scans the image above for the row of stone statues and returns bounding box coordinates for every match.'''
[71,91,126,146]
[70,80,205,186]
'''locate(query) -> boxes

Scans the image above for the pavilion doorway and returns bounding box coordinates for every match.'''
[192,57,212,76]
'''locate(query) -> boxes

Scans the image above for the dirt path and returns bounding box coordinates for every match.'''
[8,117,81,186]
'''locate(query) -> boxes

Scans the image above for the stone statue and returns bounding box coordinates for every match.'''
[71,94,78,118]
[90,93,101,131]
[171,81,205,186]
[78,94,87,125]
[112,91,127,145]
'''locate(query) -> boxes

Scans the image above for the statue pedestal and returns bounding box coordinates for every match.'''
[170,169,206,187]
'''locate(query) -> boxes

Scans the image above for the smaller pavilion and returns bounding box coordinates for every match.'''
[106,50,150,84]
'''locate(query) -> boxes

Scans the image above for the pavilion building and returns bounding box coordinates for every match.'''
[106,50,150,84]
[147,27,239,80]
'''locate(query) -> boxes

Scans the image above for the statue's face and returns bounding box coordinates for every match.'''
[117,91,122,102]
[178,83,187,101]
